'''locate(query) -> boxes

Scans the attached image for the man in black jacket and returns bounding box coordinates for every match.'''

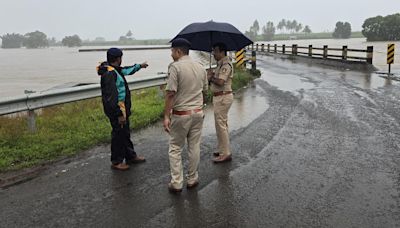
[97,48,148,170]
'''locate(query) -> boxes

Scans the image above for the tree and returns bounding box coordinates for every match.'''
[262,21,276,41]
[295,23,303,33]
[61,35,82,47]
[333,21,352,39]
[0,33,24,48]
[277,19,286,34]
[245,19,261,41]
[333,22,343,38]
[252,20,260,36]
[342,22,352,38]
[303,25,312,34]
[362,13,400,41]
[23,31,48,48]
[126,30,133,38]
[287,20,298,33]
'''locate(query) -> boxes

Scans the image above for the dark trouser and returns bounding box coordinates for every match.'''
[109,118,137,164]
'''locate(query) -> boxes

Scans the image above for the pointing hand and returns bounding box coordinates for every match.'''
[141,62,149,68]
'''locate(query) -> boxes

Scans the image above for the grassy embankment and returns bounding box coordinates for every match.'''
[0,68,258,172]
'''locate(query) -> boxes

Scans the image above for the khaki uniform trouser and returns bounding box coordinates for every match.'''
[213,93,234,156]
[168,111,204,189]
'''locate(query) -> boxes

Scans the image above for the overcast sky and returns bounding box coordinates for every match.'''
[0,0,399,40]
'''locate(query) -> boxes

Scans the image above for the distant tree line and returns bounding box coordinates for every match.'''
[362,13,400,41]
[0,30,84,49]
[245,19,312,41]
[245,16,400,42]
[0,29,147,48]
[1,31,50,48]
[0,33,24,48]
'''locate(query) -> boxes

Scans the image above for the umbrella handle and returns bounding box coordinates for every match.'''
[209,52,212,69]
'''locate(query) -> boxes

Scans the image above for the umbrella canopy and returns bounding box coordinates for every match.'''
[170,20,253,52]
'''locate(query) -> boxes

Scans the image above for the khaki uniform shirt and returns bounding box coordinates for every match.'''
[166,55,208,111]
[210,56,233,93]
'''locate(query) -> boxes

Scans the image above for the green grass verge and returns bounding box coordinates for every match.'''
[0,88,164,171]
[0,69,258,172]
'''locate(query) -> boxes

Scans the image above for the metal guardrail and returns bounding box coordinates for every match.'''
[0,74,168,132]
[248,43,374,64]
[0,74,167,116]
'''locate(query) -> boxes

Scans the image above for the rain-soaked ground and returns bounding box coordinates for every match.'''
[1,55,400,228]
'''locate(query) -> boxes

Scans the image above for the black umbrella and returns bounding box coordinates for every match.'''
[170,20,253,52]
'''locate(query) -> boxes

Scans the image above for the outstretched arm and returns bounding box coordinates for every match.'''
[121,62,149,76]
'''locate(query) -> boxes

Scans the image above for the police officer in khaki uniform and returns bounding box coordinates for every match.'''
[164,38,208,193]
[208,42,234,163]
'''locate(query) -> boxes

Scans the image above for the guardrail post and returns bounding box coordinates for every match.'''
[251,51,257,71]
[282,45,286,54]
[308,45,313,57]
[261,44,265,52]
[267,44,270,53]
[342,46,348,60]
[251,43,254,51]
[27,110,37,133]
[274,44,277,53]
[367,46,373,64]
[292,44,298,55]
[323,45,328,59]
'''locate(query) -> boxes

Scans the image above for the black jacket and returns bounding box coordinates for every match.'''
[97,62,141,119]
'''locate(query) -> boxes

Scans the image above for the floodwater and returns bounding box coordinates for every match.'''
[0,38,399,98]
[0,46,173,98]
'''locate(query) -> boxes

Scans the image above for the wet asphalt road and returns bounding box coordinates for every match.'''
[1,55,400,228]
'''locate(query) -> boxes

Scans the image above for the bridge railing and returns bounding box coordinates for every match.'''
[248,43,374,64]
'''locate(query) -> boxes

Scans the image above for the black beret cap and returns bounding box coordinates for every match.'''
[171,38,191,48]
[107,48,123,57]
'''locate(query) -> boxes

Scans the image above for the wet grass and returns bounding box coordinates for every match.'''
[0,88,164,172]
[0,69,258,172]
